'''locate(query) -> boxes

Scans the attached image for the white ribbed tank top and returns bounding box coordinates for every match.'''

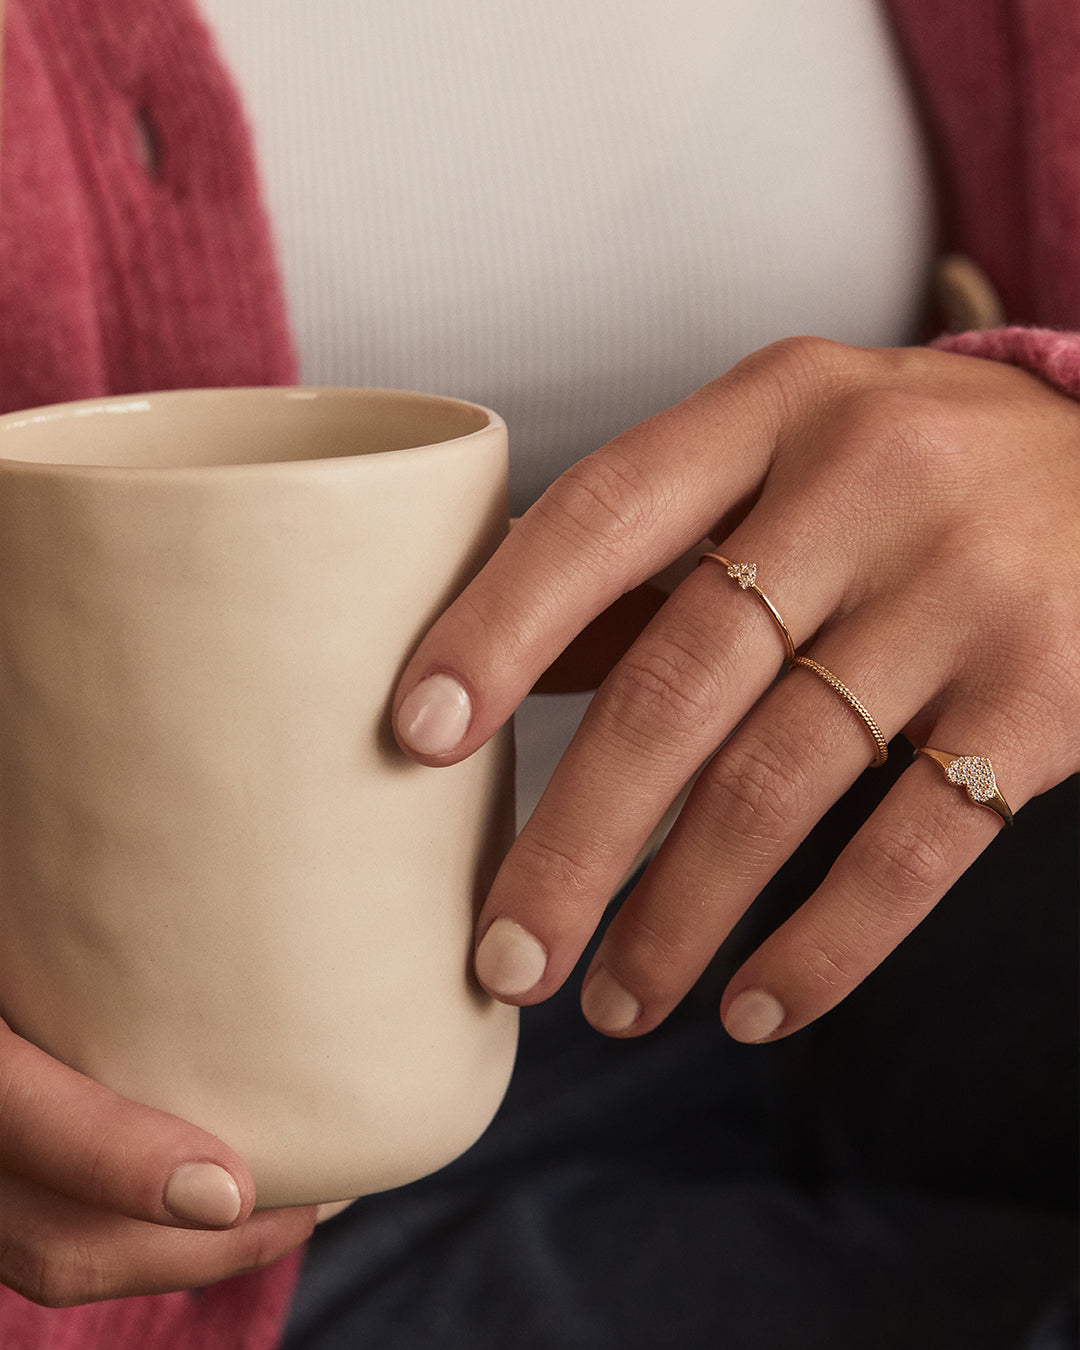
[199,0,934,511]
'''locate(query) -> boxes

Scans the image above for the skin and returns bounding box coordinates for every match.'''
[392,339,1080,1043]
[2,0,1072,1307]
[0,1017,317,1305]
[2,333,1077,1302]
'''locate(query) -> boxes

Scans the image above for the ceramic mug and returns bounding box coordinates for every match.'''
[0,387,518,1207]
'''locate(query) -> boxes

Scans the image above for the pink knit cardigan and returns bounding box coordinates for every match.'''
[885,0,1080,389]
[0,0,1077,1346]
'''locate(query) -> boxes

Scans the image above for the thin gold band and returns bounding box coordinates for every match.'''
[915,748,1014,827]
[698,554,797,667]
[792,657,889,767]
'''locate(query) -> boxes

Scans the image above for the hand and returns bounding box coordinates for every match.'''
[392,338,1080,1043]
[0,1017,315,1306]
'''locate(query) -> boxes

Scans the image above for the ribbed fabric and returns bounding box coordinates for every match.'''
[0,0,296,413]
[197,0,936,513]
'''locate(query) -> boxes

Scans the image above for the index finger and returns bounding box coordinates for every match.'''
[392,339,843,764]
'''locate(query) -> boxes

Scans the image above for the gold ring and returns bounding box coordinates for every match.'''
[792,657,889,767]
[915,748,1014,827]
[698,554,796,667]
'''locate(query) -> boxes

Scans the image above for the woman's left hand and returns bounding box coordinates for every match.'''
[392,339,1080,1043]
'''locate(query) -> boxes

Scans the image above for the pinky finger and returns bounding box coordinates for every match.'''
[720,752,1015,1042]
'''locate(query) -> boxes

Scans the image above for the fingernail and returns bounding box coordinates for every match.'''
[397,673,471,756]
[475,917,548,997]
[725,988,785,1043]
[164,1163,243,1227]
[582,968,641,1033]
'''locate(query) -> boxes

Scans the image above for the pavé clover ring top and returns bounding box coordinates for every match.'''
[698,554,797,667]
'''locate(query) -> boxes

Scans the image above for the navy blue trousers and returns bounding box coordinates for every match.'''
[283,764,1078,1350]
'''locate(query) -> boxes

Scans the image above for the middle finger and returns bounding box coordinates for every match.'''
[472,547,833,1003]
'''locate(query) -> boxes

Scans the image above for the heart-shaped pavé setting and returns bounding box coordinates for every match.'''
[945,755,998,803]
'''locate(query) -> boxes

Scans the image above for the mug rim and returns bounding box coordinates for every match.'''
[0,385,505,475]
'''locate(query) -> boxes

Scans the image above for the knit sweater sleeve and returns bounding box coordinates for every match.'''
[0,0,296,413]
[882,2,1080,401]
[932,327,1080,401]
[0,1253,305,1350]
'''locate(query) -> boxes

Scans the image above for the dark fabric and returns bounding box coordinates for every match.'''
[284,769,1078,1350]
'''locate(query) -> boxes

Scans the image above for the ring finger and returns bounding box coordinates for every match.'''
[578,612,937,1036]
[720,728,1026,1043]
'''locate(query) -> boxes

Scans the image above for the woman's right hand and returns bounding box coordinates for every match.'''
[0,1016,315,1307]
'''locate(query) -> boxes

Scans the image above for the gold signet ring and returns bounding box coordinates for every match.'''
[915,748,1014,827]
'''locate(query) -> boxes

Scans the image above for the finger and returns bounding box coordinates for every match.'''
[719,736,1032,1042]
[577,610,938,1035]
[470,544,839,1006]
[0,1170,314,1307]
[393,338,856,765]
[469,458,921,1012]
[0,1019,256,1229]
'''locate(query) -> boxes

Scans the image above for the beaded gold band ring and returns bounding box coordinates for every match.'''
[915,748,1014,827]
[698,554,796,667]
[792,657,889,767]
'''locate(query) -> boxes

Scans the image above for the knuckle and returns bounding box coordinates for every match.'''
[599,630,721,753]
[231,1225,305,1279]
[1,1237,89,1308]
[702,722,813,846]
[63,1240,118,1305]
[822,387,949,494]
[742,334,847,385]
[0,1045,37,1153]
[617,907,699,980]
[83,1133,118,1213]
[846,814,951,917]
[0,1235,42,1304]
[512,830,599,906]
[725,335,853,417]
[786,812,958,1007]
[453,585,538,676]
[533,448,662,568]
[843,387,934,455]
[791,382,981,539]
[796,932,861,994]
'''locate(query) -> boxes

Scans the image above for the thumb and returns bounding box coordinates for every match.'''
[1,1017,254,1229]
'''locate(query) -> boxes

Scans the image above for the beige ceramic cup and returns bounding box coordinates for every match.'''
[0,387,518,1207]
